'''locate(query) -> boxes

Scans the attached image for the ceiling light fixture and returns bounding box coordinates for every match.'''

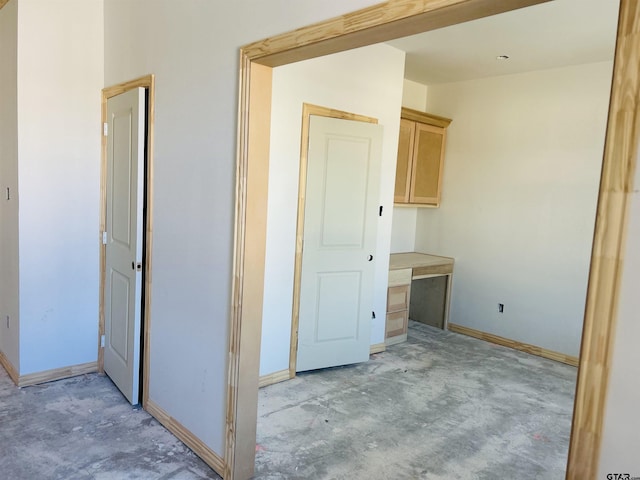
[496,55,510,60]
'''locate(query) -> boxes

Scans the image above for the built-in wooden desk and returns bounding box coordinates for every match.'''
[386,253,454,345]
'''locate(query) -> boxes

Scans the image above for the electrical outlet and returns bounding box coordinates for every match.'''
[498,303,504,313]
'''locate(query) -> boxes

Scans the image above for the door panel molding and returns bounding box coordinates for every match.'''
[100,74,154,408]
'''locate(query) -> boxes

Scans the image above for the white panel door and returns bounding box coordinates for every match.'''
[297,115,383,372]
[104,87,145,404]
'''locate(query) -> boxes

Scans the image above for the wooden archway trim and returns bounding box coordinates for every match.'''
[228,1,640,479]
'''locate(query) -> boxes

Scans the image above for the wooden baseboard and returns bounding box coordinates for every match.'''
[258,369,291,388]
[18,361,98,387]
[260,344,386,388]
[448,324,579,367]
[146,399,225,476]
[0,349,19,385]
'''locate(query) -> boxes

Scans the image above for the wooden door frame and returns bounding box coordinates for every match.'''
[287,104,378,379]
[99,74,155,409]
[228,1,640,479]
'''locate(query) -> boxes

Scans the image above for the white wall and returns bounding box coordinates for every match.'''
[401,78,428,111]
[598,148,640,476]
[103,0,381,457]
[389,79,429,254]
[390,207,417,253]
[17,0,104,374]
[0,0,19,370]
[259,44,405,376]
[415,62,613,357]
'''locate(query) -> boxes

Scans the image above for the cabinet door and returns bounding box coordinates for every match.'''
[394,118,415,203]
[386,310,408,338]
[387,284,410,313]
[409,123,445,205]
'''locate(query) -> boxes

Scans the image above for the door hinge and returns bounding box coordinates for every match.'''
[100,334,105,348]
[103,122,108,136]
[102,231,107,245]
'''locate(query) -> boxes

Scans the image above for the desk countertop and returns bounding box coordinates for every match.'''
[389,252,454,271]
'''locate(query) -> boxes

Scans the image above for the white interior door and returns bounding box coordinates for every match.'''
[104,87,145,404]
[297,115,383,372]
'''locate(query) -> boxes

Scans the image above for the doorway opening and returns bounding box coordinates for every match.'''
[254,12,611,475]
[229,1,639,479]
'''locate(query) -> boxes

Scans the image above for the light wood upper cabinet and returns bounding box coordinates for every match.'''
[394,107,452,207]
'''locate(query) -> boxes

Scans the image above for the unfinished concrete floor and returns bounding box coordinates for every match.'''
[255,321,577,479]
[1,321,576,479]
[0,367,221,479]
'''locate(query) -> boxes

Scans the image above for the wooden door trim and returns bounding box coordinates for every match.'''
[567,2,640,475]
[289,104,378,378]
[225,61,272,480]
[243,0,551,67]
[230,1,639,479]
[99,74,155,410]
